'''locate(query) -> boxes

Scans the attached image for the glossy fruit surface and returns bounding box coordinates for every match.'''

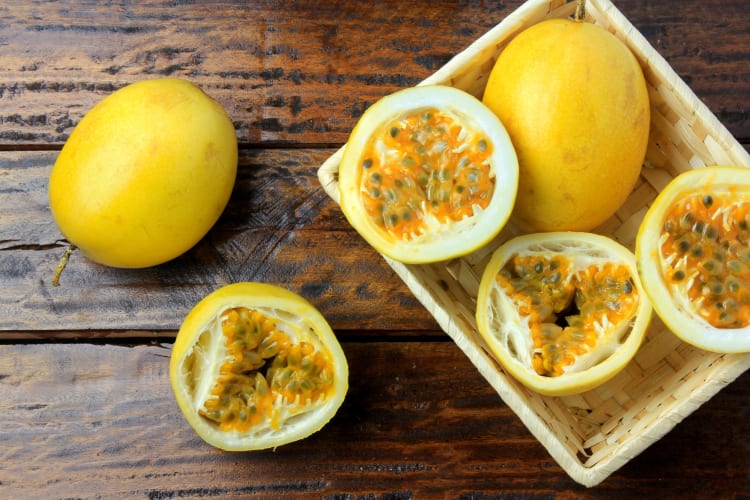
[170,282,348,451]
[482,18,650,232]
[636,166,750,353]
[49,78,238,268]
[339,85,519,263]
[476,232,652,396]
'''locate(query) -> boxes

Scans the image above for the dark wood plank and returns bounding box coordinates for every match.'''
[0,0,747,148]
[0,342,747,497]
[0,149,437,332]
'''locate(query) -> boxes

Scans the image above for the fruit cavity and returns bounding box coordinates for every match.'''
[476,232,652,396]
[338,85,518,264]
[170,283,348,451]
[636,166,750,353]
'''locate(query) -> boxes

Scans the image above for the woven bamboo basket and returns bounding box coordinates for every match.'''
[317,0,750,487]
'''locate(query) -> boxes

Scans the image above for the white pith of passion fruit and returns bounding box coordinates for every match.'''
[170,282,348,451]
[636,166,750,353]
[338,85,519,264]
[476,232,652,396]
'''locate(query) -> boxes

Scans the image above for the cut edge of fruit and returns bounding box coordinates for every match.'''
[477,233,652,396]
[338,84,518,264]
[637,166,750,353]
[172,295,348,451]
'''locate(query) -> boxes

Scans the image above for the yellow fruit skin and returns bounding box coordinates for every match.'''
[636,166,750,354]
[483,19,650,232]
[170,282,349,451]
[476,232,652,396]
[49,78,238,268]
[339,85,519,264]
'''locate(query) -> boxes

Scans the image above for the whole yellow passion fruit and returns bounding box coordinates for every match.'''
[482,14,650,232]
[48,78,238,269]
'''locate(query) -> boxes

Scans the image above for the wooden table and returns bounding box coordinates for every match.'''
[2,1,748,497]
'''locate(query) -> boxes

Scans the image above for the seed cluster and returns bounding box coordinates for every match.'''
[199,307,334,433]
[360,107,495,239]
[660,192,750,328]
[497,255,638,377]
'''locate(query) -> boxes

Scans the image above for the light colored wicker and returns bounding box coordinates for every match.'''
[317,0,750,487]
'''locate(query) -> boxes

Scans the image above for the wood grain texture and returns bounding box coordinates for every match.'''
[0,342,747,498]
[0,0,747,148]
[0,149,437,332]
[1,0,749,495]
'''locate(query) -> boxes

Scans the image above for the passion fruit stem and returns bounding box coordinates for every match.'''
[51,244,77,287]
[574,0,586,21]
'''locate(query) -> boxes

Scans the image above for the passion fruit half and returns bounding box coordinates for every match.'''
[476,232,652,396]
[338,85,519,263]
[636,166,750,353]
[170,283,348,451]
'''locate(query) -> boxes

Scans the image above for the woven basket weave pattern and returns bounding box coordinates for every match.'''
[318,0,750,487]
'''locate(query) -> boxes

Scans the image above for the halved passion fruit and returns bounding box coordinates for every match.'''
[476,232,652,396]
[170,283,348,451]
[338,85,519,263]
[636,166,750,353]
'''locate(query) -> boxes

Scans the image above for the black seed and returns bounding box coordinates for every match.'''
[534,262,544,274]
[672,270,686,281]
[664,220,675,233]
[702,260,717,272]
[728,260,744,274]
[691,246,704,258]
[702,194,713,207]
[456,184,465,194]
[388,214,399,225]
[363,158,373,169]
[680,212,695,229]
[402,156,415,168]
[370,172,382,185]
[369,187,381,198]
[692,221,705,234]
[678,239,690,252]
[704,225,718,240]
[390,126,399,138]
[623,280,633,294]
[478,139,487,152]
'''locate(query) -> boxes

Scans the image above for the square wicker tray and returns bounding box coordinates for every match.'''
[317,0,750,487]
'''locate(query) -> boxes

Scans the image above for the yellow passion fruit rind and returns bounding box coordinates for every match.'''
[49,78,238,269]
[476,232,652,396]
[338,85,519,264]
[636,166,750,353]
[170,282,348,451]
